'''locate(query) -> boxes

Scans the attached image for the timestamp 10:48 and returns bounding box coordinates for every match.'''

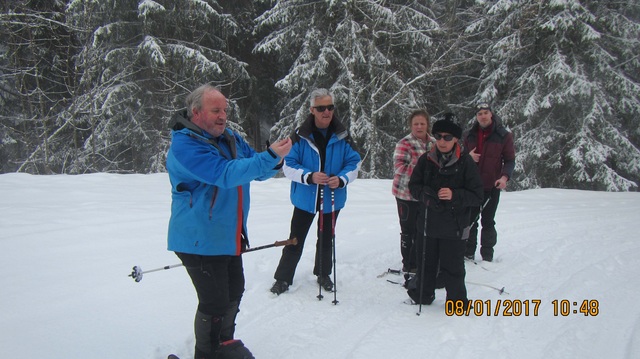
[552,299,599,316]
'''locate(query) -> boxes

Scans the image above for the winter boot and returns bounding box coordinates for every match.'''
[317,275,334,292]
[406,275,435,305]
[480,247,494,262]
[407,289,435,305]
[270,280,289,295]
[214,339,255,359]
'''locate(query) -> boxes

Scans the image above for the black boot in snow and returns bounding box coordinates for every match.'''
[317,275,334,292]
[213,339,255,359]
[270,280,289,295]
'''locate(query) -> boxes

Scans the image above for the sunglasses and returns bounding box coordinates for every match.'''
[476,103,491,111]
[433,133,455,141]
[313,105,335,112]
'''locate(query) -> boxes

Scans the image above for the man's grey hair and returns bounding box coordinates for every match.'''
[185,84,222,118]
[309,88,333,107]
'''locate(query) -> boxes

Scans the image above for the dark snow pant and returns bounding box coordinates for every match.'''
[274,206,340,285]
[466,187,501,260]
[416,235,468,303]
[176,253,244,358]
[396,198,420,272]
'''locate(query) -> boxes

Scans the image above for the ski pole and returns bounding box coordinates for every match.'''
[330,188,338,305]
[244,237,298,252]
[467,195,491,260]
[129,263,183,283]
[466,281,508,295]
[417,205,428,316]
[317,186,325,301]
[128,237,297,283]
[472,195,491,224]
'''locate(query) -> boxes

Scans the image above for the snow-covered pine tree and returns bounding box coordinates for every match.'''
[63,0,251,173]
[0,0,78,173]
[467,0,640,191]
[255,0,439,178]
[414,0,488,115]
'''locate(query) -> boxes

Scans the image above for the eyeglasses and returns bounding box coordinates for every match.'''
[433,133,455,141]
[313,105,335,112]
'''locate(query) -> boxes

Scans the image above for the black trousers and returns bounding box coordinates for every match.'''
[176,253,245,316]
[396,198,420,271]
[274,206,340,285]
[466,187,501,258]
[416,235,467,303]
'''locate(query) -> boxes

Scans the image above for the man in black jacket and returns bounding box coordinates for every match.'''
[408,118,483,306]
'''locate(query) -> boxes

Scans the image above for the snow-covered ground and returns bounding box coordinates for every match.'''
[1,173,639,359]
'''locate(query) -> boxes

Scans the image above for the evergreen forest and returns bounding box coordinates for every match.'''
[1,0,639,191]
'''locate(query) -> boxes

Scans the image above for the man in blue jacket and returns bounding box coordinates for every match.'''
[166,85,291,359]
[270,88,361,295]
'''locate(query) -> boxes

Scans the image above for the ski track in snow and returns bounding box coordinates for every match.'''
[1,174,639,359]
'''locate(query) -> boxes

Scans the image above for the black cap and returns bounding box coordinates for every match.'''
[432,119,462,139]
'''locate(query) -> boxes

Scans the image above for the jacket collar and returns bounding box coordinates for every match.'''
[427,142,462,168]
[297,114,349,141]
[169,109,237,159]
[470,113,508,138]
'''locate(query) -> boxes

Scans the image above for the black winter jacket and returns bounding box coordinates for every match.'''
[408,144,484,240]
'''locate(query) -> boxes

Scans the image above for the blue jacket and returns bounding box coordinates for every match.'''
[283,115,361,213]
[166,112,281,256]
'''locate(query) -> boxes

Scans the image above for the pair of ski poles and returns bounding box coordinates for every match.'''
[128,237,298,282]
[316,185,339,305]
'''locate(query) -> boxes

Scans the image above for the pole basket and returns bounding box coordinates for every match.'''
[129,266,143,282]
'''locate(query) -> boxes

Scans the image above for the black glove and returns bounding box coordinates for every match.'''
[421,188,443,212]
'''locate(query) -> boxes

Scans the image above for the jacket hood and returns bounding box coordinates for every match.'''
[169,109,204,134]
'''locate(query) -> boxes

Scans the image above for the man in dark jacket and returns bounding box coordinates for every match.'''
[408,118,483,306]
[463,103,516,262]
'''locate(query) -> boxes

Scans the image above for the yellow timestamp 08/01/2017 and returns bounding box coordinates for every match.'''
[444,299,600,317]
